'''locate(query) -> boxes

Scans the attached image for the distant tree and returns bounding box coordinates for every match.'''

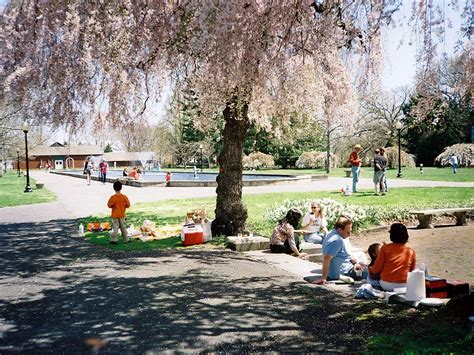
[103,143,113,153]
[402,54,473,166]
[359,88,410,149]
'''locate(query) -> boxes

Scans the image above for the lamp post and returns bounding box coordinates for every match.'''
[22,123,32,192]
[16,147,20,177]
[199,144,203,172]
[396,121,403,178]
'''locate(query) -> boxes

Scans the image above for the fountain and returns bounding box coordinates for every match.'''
[134,152,155,172]
[89,155,103,169]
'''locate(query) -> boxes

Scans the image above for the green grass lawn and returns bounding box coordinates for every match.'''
[82,186,474,250]
[252,167,474,182]
[0,172,56,208]
[154,166,474,182]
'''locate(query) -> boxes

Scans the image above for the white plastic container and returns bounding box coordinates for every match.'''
[78,224,85,236]
[405,270,426,301]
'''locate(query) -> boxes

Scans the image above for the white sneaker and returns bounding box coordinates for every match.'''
[338,275,355,284]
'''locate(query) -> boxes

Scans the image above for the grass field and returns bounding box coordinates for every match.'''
[251,167,474,182]
[154,166,474,182]
[0,172,56,208]
[82,186,474,250]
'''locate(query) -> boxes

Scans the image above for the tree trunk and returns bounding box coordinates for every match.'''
[326,129,331,173]
[213,98,250,236]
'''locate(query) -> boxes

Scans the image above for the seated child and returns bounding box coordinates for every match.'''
[366,243,382,288]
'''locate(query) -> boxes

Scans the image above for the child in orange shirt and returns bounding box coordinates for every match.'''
[107,180,131,244]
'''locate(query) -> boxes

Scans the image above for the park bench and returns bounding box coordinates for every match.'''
[409,207,473,229]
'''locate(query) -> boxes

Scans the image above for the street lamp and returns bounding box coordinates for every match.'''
[395,120,403,178]
[22,123,32,192]
[199,144,203,172]
[16,147,20,177]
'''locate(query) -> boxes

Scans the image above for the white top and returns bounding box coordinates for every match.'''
[449,155,458,165]
[302,214,327,234]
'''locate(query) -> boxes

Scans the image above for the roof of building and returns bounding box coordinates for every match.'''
[29,145,103,157]
[103,151,156,162]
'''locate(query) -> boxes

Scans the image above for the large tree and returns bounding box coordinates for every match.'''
[1,1,457,233]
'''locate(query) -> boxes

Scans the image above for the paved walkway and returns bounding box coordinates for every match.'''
[1,170,472,223]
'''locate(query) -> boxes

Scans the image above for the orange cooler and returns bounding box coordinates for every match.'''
[182,225,204,246]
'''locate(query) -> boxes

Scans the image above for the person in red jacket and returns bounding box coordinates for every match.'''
[369,223,416,291]
[348,144,362,193]
[107,180,131,244]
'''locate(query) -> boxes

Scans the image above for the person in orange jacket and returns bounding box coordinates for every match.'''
[107,180,131,244]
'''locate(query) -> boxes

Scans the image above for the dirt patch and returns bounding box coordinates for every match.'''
[351,222,474,285]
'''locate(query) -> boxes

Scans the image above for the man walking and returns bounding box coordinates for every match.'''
[449,154,458,174]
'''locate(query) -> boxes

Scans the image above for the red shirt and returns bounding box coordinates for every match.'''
[348,151,361,167]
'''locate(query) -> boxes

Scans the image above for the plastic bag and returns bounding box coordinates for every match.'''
[355,284,384,300]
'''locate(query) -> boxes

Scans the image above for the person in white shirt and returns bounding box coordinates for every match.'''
[302,202,329,244]
[449,154,458,174]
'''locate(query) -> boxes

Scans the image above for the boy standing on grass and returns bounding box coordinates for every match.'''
[107,180,130,244]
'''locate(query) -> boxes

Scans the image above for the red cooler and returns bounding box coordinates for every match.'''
[182,224,204,246]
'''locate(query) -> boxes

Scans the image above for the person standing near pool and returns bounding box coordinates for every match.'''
[348,144,362,193]
[165,171,172,187]
[99,159,108,184]
[83,157,93,185]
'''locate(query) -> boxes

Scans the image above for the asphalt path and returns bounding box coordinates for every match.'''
[0,219,351,352]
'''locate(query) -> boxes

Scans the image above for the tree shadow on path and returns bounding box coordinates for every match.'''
[0,219,423,353]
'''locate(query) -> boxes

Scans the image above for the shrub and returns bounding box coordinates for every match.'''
[265,198,379,231]
[435,143,474,167]
[243,152,275,170]
[295,151,339,169]
[385,147,416,168]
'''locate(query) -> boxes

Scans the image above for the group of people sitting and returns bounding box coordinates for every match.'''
[123,166,142,180]
[270,204,416,291]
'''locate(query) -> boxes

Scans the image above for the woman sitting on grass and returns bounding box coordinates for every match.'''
[270,208,307,259]
[369,223,416,291]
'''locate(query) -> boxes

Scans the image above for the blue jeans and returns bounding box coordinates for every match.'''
[351,166,360,192]
[346,265,368,281]
[303,232,324,244]
[452,163,457,174]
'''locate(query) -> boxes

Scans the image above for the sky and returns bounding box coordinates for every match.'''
[381,0,467,89]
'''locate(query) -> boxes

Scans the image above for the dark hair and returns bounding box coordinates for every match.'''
[368,243,381,263]
[334,216,352,230]
[389,223,409,244]
[113,180,122,192]
[279,208,302,229]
